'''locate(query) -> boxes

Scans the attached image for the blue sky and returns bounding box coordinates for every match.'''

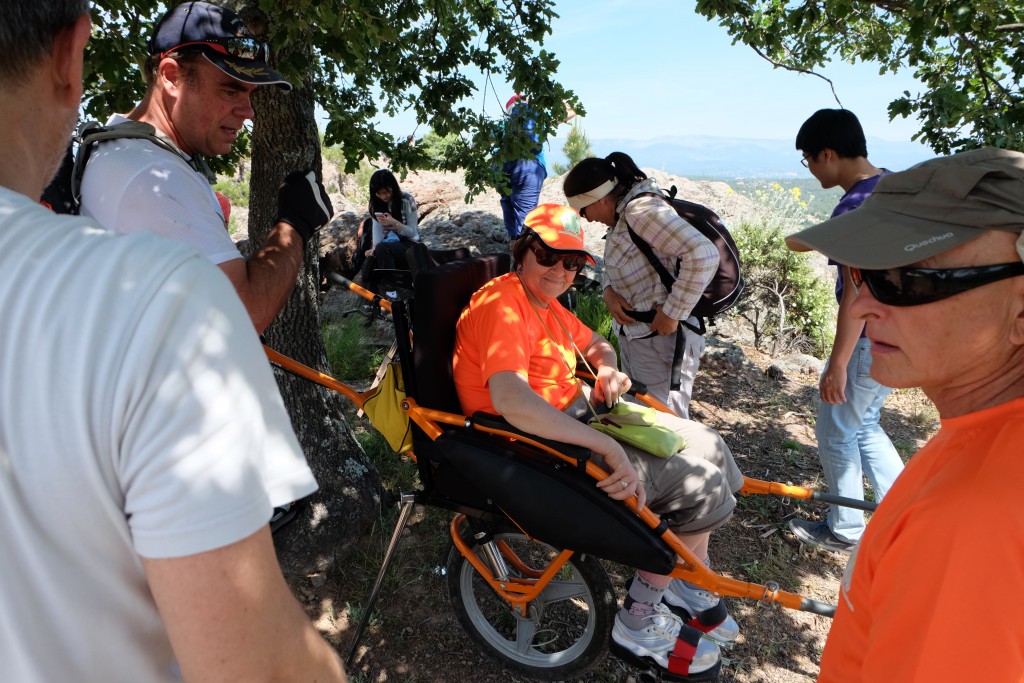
[371,0,932,152]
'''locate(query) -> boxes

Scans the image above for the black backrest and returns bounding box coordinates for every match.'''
[427,246,472,267]
[411,253,512,413]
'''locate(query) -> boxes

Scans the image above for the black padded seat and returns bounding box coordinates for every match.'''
[410,253,511,413]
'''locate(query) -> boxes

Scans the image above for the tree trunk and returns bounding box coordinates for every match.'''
[248,67,381,576]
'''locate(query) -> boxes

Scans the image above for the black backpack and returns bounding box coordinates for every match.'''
[623,186,744,334]
[41,120,201,215]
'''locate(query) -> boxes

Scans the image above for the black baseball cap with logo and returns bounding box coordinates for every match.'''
[149,1,291,90]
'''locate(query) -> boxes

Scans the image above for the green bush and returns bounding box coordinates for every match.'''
[552,121,594,175]
[351,159,377,203]
[321,143,349,170]
[418,130,461,164]
[732,220,836,357]
[211,175,249,208]
[732,179,842,228]
[573,288,619,354]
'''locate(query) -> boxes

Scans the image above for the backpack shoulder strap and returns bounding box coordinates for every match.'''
[622,191,676,292]
[622,190,707,337]
[71,120,203,205]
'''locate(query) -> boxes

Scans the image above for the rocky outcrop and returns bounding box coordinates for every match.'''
[299,166,764,282]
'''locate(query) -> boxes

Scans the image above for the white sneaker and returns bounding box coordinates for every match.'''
[663,579,740,643]
[610,603,720,678]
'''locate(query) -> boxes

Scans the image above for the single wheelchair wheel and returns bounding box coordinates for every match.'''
[446,530,616,680]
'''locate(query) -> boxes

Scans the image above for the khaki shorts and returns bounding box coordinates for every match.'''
[565,389,743,536]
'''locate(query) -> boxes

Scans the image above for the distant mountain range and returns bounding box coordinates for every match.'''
[544,134,934,179]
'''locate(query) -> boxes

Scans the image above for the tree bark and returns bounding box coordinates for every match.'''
[248,64,381,576]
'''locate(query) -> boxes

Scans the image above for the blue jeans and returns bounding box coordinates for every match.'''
[815,338,904,543]
[499,158,547,239]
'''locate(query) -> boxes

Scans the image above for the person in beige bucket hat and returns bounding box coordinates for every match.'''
[786,146,1024,681]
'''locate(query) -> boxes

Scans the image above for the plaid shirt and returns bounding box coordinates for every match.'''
[603,178,719,339]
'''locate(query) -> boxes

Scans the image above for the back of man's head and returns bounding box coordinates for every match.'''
[0,0,90,87]
[796,108,868,159]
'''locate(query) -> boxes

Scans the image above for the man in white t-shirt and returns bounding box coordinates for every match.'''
[80,1,331,335]
[0,2,347,681]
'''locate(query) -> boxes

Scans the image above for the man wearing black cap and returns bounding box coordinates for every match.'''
[786,147,1024,682]
[0,1,346,681]
[79,1,331,335]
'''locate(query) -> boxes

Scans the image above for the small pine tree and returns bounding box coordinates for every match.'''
[552,121,593,174]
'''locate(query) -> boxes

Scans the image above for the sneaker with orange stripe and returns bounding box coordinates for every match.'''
[609,604,721,680]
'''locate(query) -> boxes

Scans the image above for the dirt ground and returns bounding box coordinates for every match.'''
[284,318,939,683]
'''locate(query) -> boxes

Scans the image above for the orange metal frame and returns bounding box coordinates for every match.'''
[266,348,832,617]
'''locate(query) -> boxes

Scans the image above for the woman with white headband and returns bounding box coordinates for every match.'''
[563,152,719,421]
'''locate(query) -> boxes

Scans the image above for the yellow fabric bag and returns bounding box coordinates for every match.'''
[588,401,686,458]
[362,363,413,454]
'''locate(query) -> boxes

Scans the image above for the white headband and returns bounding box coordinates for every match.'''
[566,179,616,212]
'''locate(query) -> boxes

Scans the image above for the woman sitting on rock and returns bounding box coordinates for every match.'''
[357,169,420,294]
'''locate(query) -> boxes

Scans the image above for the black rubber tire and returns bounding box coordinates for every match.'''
[446,531,615,681]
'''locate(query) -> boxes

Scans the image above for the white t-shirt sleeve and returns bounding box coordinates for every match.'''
[117,255,316,559]
[81,139,242,266]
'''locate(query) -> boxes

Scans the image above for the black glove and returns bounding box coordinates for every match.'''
[274,170,333,247]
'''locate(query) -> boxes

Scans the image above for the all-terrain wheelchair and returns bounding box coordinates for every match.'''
[269,253,874,681]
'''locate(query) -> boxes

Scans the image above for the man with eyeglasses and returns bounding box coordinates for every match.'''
[786,147,1024,682]
[789,108,904,554]
[79,1,332,337]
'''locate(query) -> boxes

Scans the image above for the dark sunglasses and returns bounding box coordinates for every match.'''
[850,262,1024,307]
[162,37,270,62]
[528,241,587,272]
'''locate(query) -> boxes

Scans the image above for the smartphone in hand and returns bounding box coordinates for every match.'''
[374,212,389,222]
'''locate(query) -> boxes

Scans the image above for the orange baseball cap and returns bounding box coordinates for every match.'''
[523,204,596,264]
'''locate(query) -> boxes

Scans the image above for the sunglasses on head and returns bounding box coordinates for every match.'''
[850,262,1024,307]
[162,37,269,62]
[528,241,587,272]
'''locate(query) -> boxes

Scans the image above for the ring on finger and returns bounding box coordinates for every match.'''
[621,479,629,489]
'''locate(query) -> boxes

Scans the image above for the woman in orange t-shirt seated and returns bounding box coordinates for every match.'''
[452,203,743,681]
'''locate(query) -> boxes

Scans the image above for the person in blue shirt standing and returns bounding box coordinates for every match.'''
[788,109,905,553]
[498,94,574,239]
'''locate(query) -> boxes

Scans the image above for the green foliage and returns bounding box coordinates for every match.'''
[321,144,347,170]
[322,316,386,380]
[211,176,250,208]
[85,1,579,197]
[212,171,251,235]
[572,288,618,354]
[731,178,842,227]
[348,158,379,206]
[417,131,462,165]
[552,121,594,175]
[732,183,837,357]
[694,0,1024,154]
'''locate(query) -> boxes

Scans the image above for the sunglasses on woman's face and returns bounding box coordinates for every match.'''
[850,262,1024,307]
[528,242,587,272]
